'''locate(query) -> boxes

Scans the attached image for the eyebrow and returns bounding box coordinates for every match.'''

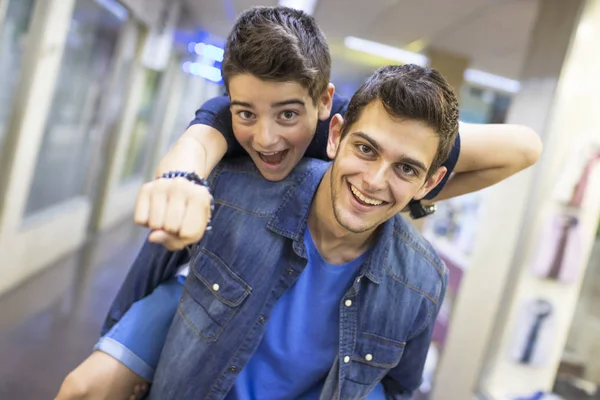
[229,99,306,108]
[271,99,305,108]
[352,131,429,173]
[230,100,253,108]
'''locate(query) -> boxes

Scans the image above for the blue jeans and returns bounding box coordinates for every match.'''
[95,277,184,381]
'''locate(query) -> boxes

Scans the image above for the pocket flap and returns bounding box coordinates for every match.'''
[191,249,251,307]
[352,332,405,368]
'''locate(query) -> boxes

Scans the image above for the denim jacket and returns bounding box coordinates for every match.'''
[141,158,448,400]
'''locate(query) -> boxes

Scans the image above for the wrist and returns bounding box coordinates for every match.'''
[408,200,436,219]
[155,138,208,179]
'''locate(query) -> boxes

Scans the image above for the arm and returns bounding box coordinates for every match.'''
[153,123,227,179]
[426,122,543,203]
[135,97,233,250]
[382,272,448,399]
[381,309,440,399]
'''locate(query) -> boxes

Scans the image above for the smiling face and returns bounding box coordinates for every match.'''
[228,74,333,181]
[326,100,447,234]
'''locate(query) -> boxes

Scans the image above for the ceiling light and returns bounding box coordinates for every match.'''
[464,69,521,93]
[344,36,520,93]
[344,36,428,66]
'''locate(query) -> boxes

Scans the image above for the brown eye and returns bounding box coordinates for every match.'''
[357,144,373,154]
[398,164,416,177]
[239,111,255,120]
[280,110,297,121]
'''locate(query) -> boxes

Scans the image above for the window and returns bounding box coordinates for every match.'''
[0,0,36,161]
[25,0,126,215]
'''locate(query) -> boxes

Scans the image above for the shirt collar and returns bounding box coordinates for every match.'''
[267,159,396,284]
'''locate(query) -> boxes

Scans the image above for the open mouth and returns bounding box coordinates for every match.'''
[257,150,289,165]
[348,182,384,207]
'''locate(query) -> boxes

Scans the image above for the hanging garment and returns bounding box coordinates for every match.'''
[531,214,581,283]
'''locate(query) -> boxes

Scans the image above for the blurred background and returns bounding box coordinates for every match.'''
[0,0,599,399]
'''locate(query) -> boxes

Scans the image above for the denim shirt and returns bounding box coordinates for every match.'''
[144,158,448,400]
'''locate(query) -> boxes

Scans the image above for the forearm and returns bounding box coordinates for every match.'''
[424,166,506,203]
[155,124,228,179]
[426,122,542,202]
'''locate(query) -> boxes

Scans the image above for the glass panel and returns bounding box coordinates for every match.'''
[25,0,126,215]
[168,73,204,149]
[120,68,163,181]
[81,20,139,200]
[0,0,36,159]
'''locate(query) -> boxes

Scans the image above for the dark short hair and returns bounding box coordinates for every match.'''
[222,6,331,104]
[341,64,459,177]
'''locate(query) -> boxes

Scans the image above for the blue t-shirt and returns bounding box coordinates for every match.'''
[188,94,461,200]
[225,228,383,400]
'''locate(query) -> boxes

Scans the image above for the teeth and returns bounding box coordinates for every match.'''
[259,151,282,156]
[350,185,382,206]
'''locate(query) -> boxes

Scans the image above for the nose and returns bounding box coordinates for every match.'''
[254,120,279,150]
[361,163,388,193]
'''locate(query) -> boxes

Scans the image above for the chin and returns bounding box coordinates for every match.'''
[259,170,288,182]
[334,211,375,234]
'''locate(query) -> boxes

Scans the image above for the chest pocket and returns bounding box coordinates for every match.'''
[178,249,251,342]
[346,332,405,386]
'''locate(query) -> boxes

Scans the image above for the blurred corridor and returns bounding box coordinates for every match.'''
[1,0,600,399]
[0,222,146,399]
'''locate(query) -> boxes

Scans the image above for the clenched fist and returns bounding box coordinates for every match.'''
[134,177,213,251]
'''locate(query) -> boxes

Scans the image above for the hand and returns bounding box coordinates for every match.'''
[134,177,213,251]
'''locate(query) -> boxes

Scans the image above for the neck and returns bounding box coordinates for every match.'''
[307,168,375,264]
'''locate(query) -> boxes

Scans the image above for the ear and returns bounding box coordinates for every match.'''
[317,83,335,121]
[327,114,344,159]
[413,166,447,201]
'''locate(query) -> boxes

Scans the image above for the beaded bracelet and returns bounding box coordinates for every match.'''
[159,171,214,231]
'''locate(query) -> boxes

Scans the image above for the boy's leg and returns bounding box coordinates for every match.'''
[56,277,184,399]
[56,351,148,400]
[95,277,184,381]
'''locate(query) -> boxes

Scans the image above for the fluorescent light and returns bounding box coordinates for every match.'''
[279,0,318,15]
[203,44,225,62]
[187,62,222,82]
[192,43,225,62]
[463,69,521,93]
[344,36,428,66]
[344,36,520,93]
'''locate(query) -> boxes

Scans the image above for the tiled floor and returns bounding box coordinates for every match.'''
[0,222,147,400]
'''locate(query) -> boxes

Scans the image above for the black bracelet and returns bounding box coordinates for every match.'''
[159,171,209,186]
[159,171,214,231]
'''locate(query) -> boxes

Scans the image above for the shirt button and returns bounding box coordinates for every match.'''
[287,268,294,276]
[344,299,352,307]
[365,354,373,362]
[212,283,220,291]
[229,366,237,373]
[343,356,350,364]
[259,316,267,324]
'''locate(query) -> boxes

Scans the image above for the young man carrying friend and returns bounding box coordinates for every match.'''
[148,62,458,399]
[57,6,541,400]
